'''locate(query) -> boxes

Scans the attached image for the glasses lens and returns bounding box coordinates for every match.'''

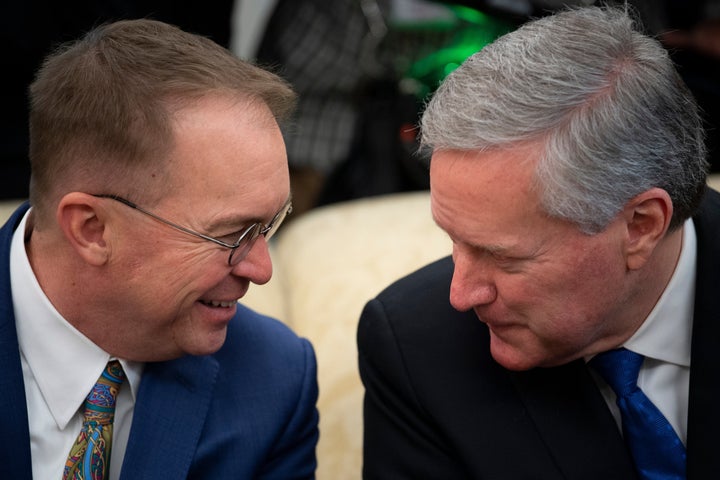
[228,223,262,266]
[226,202,292,266]
[262,202,292,241]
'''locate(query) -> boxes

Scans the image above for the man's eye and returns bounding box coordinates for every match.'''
[218,230,244,245]
[496,255,532,273]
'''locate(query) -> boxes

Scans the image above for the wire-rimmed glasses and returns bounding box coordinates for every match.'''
[93,194,292,265]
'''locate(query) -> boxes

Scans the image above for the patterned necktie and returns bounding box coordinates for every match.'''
[590,348,686,480]
[63,360,126,480]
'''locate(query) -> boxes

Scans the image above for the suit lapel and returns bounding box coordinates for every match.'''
[687,188,720,477]
[510,360,638,479]
[119,354,219,479]
[0,204,33,479]
[0,310,33,480]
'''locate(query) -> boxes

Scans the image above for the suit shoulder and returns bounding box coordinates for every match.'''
[219,303,315,371]
[360,255,477,345]
[375,255,454,307]
[232,303,302,341]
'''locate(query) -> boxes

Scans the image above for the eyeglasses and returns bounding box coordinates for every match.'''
[93,194,292,266]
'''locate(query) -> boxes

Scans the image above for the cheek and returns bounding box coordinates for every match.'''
[571,241,627,298]
[503,241,624,318]
[119,243,222,300]
[533,246,626,332]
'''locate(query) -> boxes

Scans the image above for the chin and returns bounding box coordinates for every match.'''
[184,330,229,356]
[489,337,540,371]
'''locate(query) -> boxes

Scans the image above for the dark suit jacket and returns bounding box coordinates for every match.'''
[358,188,720,479]
[0,204,319,479]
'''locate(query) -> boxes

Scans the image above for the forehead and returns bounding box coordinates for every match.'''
[429,144,553,245]
[162,95,290,215]
[430,144,537,189]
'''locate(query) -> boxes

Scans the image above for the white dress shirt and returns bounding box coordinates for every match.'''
[11,209,144,480]
[592,219,696,444]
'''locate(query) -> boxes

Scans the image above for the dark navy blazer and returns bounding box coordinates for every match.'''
[359,188,720,479]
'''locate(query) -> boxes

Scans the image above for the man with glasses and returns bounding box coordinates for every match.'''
[0,18,318,479]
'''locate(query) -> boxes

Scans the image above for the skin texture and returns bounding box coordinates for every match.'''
[429,141,683,371]
[27,94,290,362]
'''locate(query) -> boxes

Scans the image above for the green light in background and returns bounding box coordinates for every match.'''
[397,4,515,99]
[450,4,491,24]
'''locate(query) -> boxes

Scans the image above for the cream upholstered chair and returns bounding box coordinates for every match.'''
[0,200,23,222]
[710,174,720,190]
[242,190,452,479]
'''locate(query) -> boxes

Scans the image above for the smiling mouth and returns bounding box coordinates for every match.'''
[199,299,238,308]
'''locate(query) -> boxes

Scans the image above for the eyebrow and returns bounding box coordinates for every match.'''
[480,243,515,256]
[444,228,532,259]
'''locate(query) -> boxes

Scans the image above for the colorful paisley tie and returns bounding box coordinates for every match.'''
[63,360,125,480]
[590,348,686,480]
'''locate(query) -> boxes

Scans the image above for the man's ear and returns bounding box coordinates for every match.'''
[622,187,674,271]
[57,192,111,266]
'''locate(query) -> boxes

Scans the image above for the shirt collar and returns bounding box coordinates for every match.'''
[11,209,143,429]
[624,218,696,367]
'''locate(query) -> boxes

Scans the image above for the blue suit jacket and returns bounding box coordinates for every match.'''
[0,204,319,479]
[359,188,720,479]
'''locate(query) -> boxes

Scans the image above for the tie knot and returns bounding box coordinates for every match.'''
[83,360,125,425]
[589,348,644,397]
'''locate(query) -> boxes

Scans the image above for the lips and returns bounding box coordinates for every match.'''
[474,310,513,329]
[199,299,238,308]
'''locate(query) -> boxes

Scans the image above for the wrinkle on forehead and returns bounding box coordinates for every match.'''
[430,143,547,247]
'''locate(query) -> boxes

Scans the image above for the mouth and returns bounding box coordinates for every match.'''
[475,311,512,330]
[199,299,238,308]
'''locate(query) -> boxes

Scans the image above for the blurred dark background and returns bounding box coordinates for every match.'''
[2,0,236,200]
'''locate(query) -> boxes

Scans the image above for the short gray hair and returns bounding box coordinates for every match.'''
[421,5,708,233]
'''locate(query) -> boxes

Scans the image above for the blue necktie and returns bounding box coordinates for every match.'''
[590,348,686,480]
